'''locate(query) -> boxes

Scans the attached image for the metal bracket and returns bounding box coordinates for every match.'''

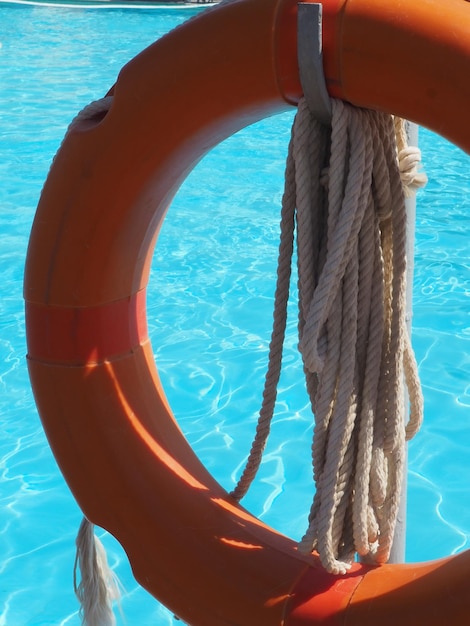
[297,3,332,125]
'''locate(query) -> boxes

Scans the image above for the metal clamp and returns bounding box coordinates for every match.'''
[297,3,332,125]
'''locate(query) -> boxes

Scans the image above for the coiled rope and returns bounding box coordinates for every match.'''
[231,98,425,574]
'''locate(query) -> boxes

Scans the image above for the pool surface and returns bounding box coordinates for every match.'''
[1,3,469,624]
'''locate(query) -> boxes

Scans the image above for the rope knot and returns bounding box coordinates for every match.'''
[398,146,428,195]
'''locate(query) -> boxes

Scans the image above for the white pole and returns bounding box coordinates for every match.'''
[388,121,419,564]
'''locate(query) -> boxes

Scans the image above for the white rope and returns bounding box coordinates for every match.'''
[230,129,297,501]
[394,116,428,196]
[74,517,122,626]
[232,98,424,574]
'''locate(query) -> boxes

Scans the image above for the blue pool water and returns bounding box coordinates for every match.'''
[1,3,469,624]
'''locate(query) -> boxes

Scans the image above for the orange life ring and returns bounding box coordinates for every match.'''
[24,0,470,623]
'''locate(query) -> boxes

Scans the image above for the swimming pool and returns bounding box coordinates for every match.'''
[1,3,469,624]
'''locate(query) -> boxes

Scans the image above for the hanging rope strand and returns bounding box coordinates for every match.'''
[74,517,122,626]
[230,127,297,501]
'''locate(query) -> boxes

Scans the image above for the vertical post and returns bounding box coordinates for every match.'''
[388,121,419,564]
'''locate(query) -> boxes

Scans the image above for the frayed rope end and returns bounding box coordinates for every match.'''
[73,517,123,626]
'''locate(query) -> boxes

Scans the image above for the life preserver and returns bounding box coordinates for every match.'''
[24,0,470,623]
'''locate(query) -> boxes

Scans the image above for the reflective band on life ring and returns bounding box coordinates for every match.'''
[24,0,470,624]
